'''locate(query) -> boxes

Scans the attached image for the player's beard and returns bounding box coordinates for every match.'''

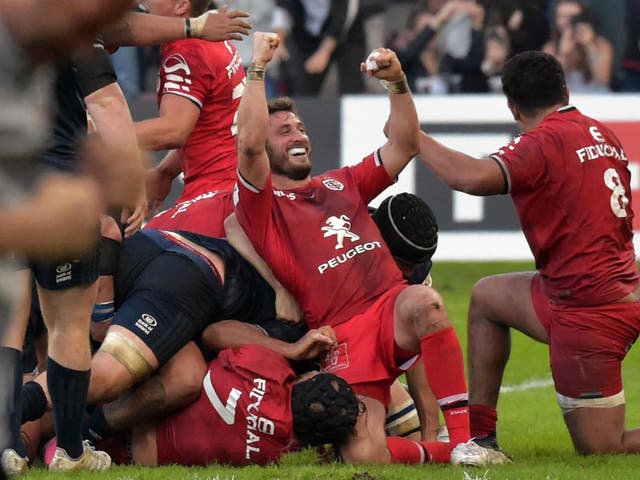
[266,142,312,180]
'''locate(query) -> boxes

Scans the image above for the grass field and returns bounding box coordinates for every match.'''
[19,261,640,479]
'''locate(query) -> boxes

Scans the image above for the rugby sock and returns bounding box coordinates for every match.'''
[469,404,498,439]
[0,347,26,456]
[20,380,47,423]
[420,326,470,446]
[386,436,452,464]
[83,405,114,444]
[47,357,90,459]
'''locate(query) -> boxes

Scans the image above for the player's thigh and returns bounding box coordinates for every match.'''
[470,271,548,342]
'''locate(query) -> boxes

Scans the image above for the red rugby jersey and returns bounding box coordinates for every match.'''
[155,345,297,466]
[236,152,406,329]
[492,106,638,305]
[158,39,245,200]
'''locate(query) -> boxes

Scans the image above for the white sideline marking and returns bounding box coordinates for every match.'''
[500,378,554,393]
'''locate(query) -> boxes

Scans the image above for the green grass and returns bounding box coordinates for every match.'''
[20,262,640,479]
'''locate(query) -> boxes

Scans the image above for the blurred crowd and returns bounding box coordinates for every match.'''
[114,0,640,99]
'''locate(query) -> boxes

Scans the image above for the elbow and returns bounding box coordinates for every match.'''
[163,131,189,149]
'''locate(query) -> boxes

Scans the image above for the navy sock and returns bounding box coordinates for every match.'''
[0,347,26,457]
[47,357,90,459]
[20,381,47,423]
[82,405,113,444]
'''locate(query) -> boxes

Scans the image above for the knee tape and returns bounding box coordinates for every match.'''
[100,331,153,383]
[385,399,421,438]
[557,390,626,415]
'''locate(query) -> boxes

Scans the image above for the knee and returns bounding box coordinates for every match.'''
[169,358,206,405]
[89,352,133,403]
[469,277,498,319]
[398,286,450,337]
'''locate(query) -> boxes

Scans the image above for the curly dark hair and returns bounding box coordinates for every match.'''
[291,373,359,447]
[372,193,438,264]
[501,51,569,116]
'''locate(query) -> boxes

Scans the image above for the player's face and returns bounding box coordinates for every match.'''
[266,111,312,180]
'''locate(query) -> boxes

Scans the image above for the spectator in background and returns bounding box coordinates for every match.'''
[543,0,613,92]
[392,0,488,94]
[438,0,488,93]
[482,0,549,55]
[481,25,510,93]
[277,0,366,95]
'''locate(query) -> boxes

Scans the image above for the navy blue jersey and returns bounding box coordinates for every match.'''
[41,43,116,171]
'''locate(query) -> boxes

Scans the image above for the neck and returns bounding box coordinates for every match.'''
[272,173,311,190]
[521,103,566,132]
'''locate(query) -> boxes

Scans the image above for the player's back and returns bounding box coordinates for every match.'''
[144,189,234,237]
[501,107,638,304]
[154,346,297,466]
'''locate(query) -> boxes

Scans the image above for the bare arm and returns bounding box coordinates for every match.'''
[146,150,182,214]
[0,0,132,60]
[102,7,251,47]
[202,320,335,361]
[85,82,145,208]
[363,49,420,179]
[135,94,200,150]
[236,32,280,190]
[418,130,506,195]
[224,213,303,323]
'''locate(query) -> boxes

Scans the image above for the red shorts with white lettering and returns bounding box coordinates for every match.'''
[320,284,417,407]
[531,274,640,399]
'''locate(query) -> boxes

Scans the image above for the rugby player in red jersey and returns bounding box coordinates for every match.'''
[232,32,471,465]
[137,0,246,211]
[418,50,640,464]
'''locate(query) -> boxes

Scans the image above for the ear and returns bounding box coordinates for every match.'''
[174,0,191,16]
[507,99,520,122]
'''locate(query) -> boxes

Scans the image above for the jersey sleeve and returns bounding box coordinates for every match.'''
[490,133,547,194]
[345,150,395,203]
[160,41,212,109]
[235,171,274,248]
[72,44,117,98]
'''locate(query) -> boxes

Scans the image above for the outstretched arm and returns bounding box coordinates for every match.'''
[418,131,506,195]
[202,321,335,361]
[102,7,251,47]
[364,49,420,179]
[236,32,281,190]
[225,213,303,323]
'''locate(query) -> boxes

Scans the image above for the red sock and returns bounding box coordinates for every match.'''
[420,326,470,445]
[386,436,426,464]
[469,404,497,438]
[386,437,453,464]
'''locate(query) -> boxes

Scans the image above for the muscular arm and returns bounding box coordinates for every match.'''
[373,51,420,179]
[85,82,145,207]
[135,94,200,150]
[202,320,334,361]
[224,213,303,323]
[0,0,132,60]
[101,9,251,47]
[236,36,274,190]
[418,131,506,195]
